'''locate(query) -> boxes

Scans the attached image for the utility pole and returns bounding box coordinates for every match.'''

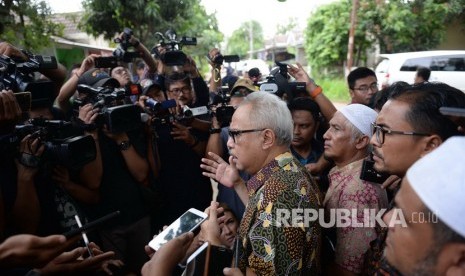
[347,0,358,75]
[249,21,254,59]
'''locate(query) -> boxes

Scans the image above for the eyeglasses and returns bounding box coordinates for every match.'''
[353,83,378,93]
[228,128,265,143]
[371,122,431,145]
[168,86,191,95]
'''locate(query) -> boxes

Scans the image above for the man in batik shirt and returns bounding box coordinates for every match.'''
[322,104,387,275]
[201,92,321,275]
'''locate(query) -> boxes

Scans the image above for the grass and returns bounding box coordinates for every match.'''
[317,78,350,103]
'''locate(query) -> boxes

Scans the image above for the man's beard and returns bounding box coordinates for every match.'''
[409,251,439,276]
[384,246,440,276]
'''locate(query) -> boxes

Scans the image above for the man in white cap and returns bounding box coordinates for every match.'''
[323,104,388,275]
[383,136,465,275]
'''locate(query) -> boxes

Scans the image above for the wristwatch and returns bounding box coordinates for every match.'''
[118,140,131,151]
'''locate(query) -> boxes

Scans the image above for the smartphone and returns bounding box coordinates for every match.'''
[63,210,120,238]
[148,208,207,251]
[94,56,118,68]
[359,159,390,184]
[186,242,233,276]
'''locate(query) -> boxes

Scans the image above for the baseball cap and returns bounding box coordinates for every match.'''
[78,68,120,88]
[231,78,258,94]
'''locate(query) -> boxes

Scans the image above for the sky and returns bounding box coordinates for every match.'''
[46,0,335,38]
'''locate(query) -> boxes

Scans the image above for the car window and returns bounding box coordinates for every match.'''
[400,57,433,71]
[431,55,465,71]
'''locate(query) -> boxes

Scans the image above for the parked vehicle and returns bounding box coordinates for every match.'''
[375,50,465,91]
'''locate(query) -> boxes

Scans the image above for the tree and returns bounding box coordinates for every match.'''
[304,0,465,74]
[79,0,223,62]
[0,0,63,51]
[304,0,371,74]
[277,17,299,35]
[226,20,264,59]
[366,0,449,53]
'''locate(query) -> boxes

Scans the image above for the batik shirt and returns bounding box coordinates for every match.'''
[237,152,322,275]
[323,159,388,274]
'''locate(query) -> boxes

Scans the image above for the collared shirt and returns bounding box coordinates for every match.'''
[290,140,323,166]
[238,152,322,275]
[324,159,388,274]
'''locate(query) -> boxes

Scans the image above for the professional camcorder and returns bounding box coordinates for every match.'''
[208,53,240,66]
[14,118,96,169]
[211,91,235,127]
[0,53,57,107]
[151,30,197,66]
[75,84,142,133]
[259,61,307,100]
[94,28,142,68]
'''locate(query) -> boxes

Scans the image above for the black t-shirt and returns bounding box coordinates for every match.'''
[88,129,148,227]
[155,125,212,226]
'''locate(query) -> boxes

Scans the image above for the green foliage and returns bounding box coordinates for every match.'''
[277,17,298,35]
[369,0,449,53]
[318,77,349,103]
[226,20,264,59]
[304,0,372,73]
[0,0,63,51]
[304,0,465,75]
[80,0,223,59]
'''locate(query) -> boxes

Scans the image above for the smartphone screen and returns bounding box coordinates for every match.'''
[148,208,207,251]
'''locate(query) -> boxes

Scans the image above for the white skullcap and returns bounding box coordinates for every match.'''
[407,136,465,238]
[339,104,377,137]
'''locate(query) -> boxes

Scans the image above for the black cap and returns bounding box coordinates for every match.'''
[78,68,120,88]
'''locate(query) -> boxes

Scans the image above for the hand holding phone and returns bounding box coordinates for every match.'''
[148,208,207,251]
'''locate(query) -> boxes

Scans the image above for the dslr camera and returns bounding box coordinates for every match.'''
[75,84,142,133]
[14,118,96,169]
[151,30,197,66]
[94,28,142,68]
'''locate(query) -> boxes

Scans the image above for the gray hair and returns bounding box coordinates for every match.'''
[239,92,293,147]
[343,116,371,154]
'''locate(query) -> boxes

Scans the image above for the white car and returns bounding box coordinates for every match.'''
[375,50,465,91]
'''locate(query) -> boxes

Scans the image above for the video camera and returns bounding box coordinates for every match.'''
[0,53,57,107]
[94,28,142,68]
[14,118,96,169]
[151,30,197,66]
[75,84,143,133]
[211,90,235,127]
[208,54,240,66]
[259,61,307,101]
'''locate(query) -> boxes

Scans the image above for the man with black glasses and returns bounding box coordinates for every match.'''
[347,67,378,107]
[200,92,322,275]
[364,82,465,275]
